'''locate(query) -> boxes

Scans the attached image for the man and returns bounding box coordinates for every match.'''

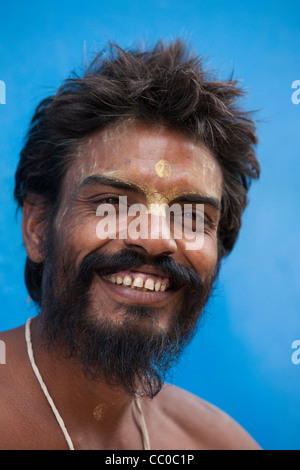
[0,40,261,450]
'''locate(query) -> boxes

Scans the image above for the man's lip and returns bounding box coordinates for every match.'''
[130,264,169,278]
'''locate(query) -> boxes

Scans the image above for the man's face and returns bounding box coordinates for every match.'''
[40,120,223,397]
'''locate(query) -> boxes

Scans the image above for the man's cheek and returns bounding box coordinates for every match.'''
[185,245,218,280]
[56,213,100,251]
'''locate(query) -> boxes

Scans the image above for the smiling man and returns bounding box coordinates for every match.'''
[0,40,261,450]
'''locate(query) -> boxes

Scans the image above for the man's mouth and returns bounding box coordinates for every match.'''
[102,269,170,292]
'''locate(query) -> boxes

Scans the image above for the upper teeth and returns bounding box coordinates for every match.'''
[104,273,168,292]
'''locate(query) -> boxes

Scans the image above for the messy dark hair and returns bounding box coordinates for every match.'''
[14,39,260,304]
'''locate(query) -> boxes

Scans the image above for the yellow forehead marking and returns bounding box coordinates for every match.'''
[100,170,197,214]
[146,203,167,217]
[154,159,172,178]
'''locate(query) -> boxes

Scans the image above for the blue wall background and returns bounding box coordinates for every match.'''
[0,0,299,450]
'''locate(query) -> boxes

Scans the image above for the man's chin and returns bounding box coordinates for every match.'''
[69,318,185,398]
[110,303,174,333]
[41,305,195,399]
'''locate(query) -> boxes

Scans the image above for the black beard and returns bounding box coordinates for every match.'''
[40,246,215,399]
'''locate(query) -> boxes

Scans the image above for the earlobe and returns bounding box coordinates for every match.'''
[22,195,47,264]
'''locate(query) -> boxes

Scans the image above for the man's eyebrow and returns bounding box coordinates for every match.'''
[76,174,221,211]
[171,193,221,211]
[76,174,144,195]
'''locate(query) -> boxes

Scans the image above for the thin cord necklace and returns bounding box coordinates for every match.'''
[25,317,151,450]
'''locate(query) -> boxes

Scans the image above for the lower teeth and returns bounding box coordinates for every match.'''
[124,284,153,292]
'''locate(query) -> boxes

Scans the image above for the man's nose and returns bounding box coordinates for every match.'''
[123,206,178,257]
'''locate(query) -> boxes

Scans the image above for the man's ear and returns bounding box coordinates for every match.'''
[22,194,48,264]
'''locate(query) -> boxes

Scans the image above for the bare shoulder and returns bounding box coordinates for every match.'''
[0,326,27,403]
[145,384,261,450]
[0,326,36,448]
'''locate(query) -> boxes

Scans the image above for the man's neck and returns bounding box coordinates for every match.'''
[29,316,144,449]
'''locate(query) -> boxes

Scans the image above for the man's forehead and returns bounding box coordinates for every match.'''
[70,120,223,199]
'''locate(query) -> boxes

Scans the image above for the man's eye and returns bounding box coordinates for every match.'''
[97,197,120,205]
[183,211,204,222]
[183,211,194,219]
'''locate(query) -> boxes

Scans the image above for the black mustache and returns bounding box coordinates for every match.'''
[77,249,204,292]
